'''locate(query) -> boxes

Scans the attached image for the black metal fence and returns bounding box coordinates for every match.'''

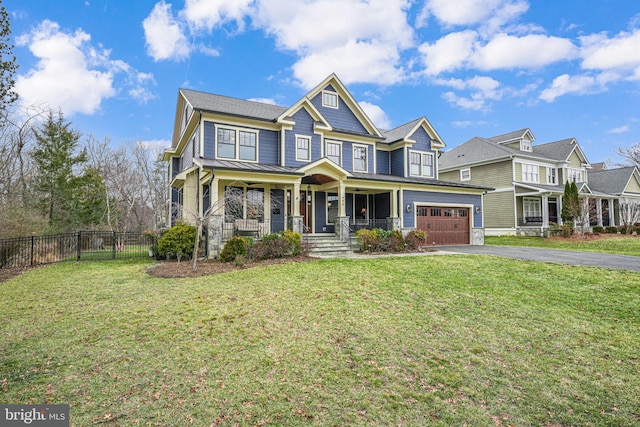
[0,231,155,269]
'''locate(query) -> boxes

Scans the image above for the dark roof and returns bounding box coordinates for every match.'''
[380,118,422,143]
[349,172,492,191]
[196,159,302,175]
[487,128,530,144]
[181,88,288,122]
[533,138,576,161]
[588,166,636,195]
[439,137,529,170]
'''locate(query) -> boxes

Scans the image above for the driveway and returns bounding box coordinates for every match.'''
[437,245,640,272]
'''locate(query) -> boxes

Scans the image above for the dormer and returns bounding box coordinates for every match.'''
[488,128,535,153]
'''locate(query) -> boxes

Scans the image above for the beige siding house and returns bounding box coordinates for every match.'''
[439,128,630,236]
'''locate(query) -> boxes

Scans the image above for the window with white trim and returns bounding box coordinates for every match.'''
[522,163,539,183]
[567,168,583,183]
[460,168,471,181]
[296,136,311,162]
[322,91,338,108]
[216,126,258,161]
[523,197,542,221]
[326,141,341,166]
[410,151,434,178]
[521,139,532,152]
[546,167,557,185]
[353,145,368,172]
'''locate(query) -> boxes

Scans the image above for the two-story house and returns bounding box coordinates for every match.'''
[163,74,489,255]
[439,128,618,235]
[588,165,640,228]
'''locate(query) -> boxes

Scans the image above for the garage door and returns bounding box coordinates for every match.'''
[416,206,470,245]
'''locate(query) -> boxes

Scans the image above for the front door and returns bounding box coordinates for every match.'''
[300,190,312,232]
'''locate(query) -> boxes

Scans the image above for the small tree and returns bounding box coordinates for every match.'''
[0,0,18,114]
[561,180,581,233]
[618,198,640,233]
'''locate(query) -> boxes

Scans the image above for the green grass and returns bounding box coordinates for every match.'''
[486,235,640,256]
[1,257,640,426]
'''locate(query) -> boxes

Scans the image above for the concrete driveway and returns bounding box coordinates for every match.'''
[437,245,640,272]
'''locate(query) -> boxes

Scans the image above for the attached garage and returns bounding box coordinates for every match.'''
[416,206,470,245]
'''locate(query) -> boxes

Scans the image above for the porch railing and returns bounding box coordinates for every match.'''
[222,219,287,239]
[349,219,390,231]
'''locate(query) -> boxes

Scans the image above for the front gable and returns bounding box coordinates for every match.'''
[624,168,640,195]
[565,139,591,168]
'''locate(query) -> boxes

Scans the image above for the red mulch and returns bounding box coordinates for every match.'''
[146,256,319,279]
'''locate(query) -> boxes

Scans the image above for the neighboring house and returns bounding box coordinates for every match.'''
[588,166,640,227]
[163,74,489,255]
[439,128,621,236]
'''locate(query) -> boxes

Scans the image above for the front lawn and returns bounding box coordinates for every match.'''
[486,234,640,256]
[1,258,639,426]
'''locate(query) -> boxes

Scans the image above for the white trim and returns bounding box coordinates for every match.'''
[215,124,259,163]
[409,150,435,178]
[321,90,338,109]
[325,139,343,167]
[521,162,540,183]
[460,168,471,181]
[352,143,369,173]
[546,167,557,185]
[295,134,311,162]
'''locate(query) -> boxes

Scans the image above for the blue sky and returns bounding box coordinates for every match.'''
[9,0,640,165]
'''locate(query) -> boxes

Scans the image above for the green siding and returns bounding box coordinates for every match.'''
[567,150,582,168]
[626,173,640,194]
[484,191,515,228]
[440,160,513,188]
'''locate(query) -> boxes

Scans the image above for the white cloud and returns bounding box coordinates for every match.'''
[248,97,277,105]
[15,20,116,115]
[143,1,190,61]
[419,30,477,75]
[181,0,253,32]
[359,101,391,129]
[292,40,405,89]
[451,120,488,128]
[419,0,528,31]
[580,29,640,72]
[438,76,502,110]
[608,125,630,134]
[473,33,577,70]
[539,72,618,102]
[15,20,156,115]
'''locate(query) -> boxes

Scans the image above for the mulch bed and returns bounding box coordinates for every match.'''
[146,256,319,279]
[0,266,37,284]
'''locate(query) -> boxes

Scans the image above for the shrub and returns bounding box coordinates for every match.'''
[219,236,250,262]
[592,226,604,233]
[157,221,196,259]
[404,230,427,251]
[250,233,289,260]
[618,226,627,235]
[606,226,618,234]
[282,229,302,255]
[355,229,378,252]
[561,221,574,238]
[356,228,408,252]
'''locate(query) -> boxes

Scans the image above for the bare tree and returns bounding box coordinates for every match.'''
[618,198,640,232]
[615,143,640,169]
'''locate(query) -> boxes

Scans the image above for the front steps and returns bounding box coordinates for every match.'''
[303,234,354,258]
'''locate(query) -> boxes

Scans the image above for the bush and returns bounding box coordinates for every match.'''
[606,226,618,234]
[157,221,197,259]
[592,226,604,233]
[356,228,415,253]
[404,230,427,251]
[219,236,250,262]
[282,229,302,255]
[618,226,627,235]
[561,221,574,238]
[250,233,288,260]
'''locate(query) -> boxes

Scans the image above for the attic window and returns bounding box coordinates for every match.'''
[521,139,532,152]
[322,91,338,109]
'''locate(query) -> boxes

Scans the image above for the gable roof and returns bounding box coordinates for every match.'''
[533,138,587,164]
[381,117,445,148]
[180,88,288,121]
[488,128,535,145]
[588,166,639,195]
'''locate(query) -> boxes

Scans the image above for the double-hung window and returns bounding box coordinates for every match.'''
[217,126,258,161]
[460,168,471,181]
[353,145,368,172]
[326,141,341,166]
[322,91,338,108]
[523,197,542,221]
[296,136,310,162]
[567,168,583,183]
[546,167,557,185]
[522,163,539,183]
[410,151,434,178]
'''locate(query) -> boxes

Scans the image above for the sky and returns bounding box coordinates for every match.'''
[8,0,640,165]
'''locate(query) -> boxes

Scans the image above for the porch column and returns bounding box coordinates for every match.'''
[596,199,603,227]
[557,195,563,226]
[582,198,589,230]
[210,178,219,213]
[609,198,616,227]
[391,189,398,218]
[338,182,346,217]
[293,182,301,216]
[542,195,549,228]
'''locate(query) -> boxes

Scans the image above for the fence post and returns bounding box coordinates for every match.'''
[77,231,82,261]
[31,235,35,266]
[112,231,116,259]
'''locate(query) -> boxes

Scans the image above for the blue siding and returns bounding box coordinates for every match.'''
[407,126,438,178]
[390,148,405,177]
[342,141,353,171]
[402,190,483,228]
[171,157,180,178]
[310,86,368,134]
[284,108,320,167]
[202,120,278,164]
[376,150,390,174]
[314,191,327,232]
